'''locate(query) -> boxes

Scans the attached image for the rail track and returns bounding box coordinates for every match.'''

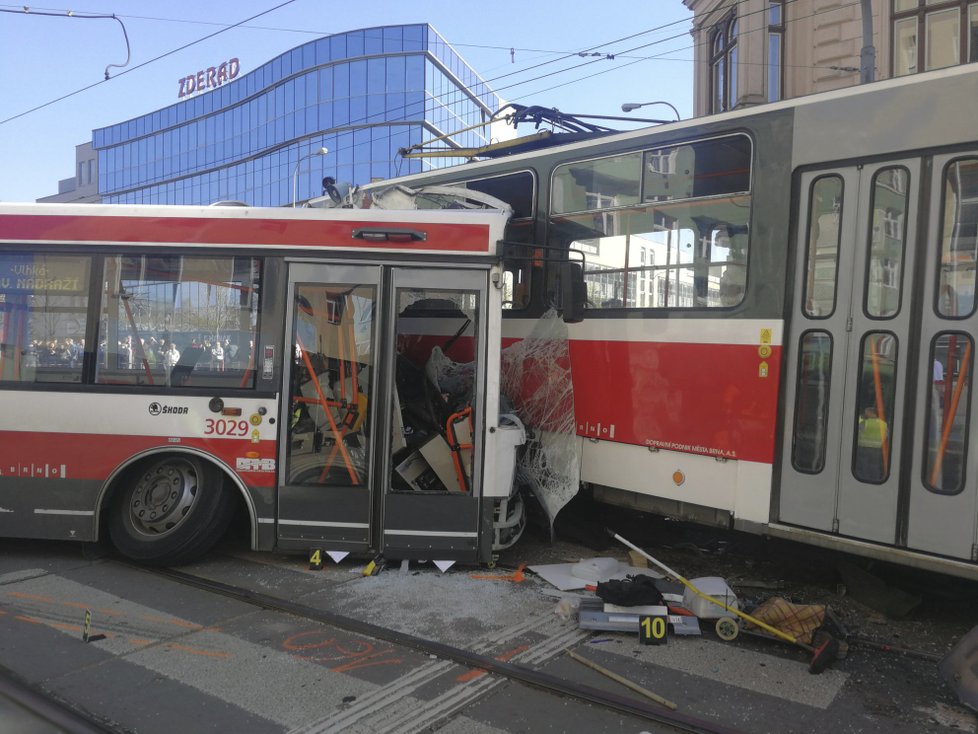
[0,664,122,734]
[147,565,745,734]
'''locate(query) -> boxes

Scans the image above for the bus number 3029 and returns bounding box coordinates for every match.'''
[204,419,251,437]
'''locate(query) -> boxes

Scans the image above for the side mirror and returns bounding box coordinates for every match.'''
[560,261,586,324]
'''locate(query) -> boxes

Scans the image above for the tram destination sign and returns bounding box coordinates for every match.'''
[178,58,240,98]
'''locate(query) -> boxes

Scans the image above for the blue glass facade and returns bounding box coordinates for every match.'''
[93,24,499,206]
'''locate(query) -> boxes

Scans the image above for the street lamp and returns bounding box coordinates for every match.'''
[292,147,329,207]
[620,101,681,121]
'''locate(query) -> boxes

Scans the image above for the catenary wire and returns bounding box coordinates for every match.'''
[0,0,299,126]
[101,0,873,201]
[12,0,873,200]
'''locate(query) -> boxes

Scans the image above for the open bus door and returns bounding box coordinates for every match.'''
[278,262,497,564]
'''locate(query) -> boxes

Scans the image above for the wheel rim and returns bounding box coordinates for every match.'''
[129,459,199,536]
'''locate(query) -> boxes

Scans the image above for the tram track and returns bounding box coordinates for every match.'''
[0,663,123,734]
[145,565,745,734]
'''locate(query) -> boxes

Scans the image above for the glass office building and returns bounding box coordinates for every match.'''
[92,24,501,206]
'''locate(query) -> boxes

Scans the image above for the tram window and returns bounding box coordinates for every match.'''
[924,333,973,495]
[411,173,535,311]
[643,137,751,201]
[96,255,262,389]
[852,332,898,484]
[551,198,749,309]
[803,175,843,318]
[462,172,534,220]
[865,167,909,319]
[0,253,90,384]
[549,134,752,310]
[552,153,642,215]
[791,331,833,473]
[937,158,978,318]
[499,222,534,311]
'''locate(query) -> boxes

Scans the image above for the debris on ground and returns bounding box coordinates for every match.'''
[567,650,678,710]
[505,498,978,690]
[742,596,826,646]
[527,557,636,591]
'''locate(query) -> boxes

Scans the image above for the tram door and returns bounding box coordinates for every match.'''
[279,263,488,563]
[779,160,920,543]
[906,153,978,560]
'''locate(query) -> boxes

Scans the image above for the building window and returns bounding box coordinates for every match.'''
[893,0,978,76]
[767,1,784,102]
[710,13,739,112]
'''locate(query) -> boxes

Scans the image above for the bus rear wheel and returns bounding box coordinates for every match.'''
[108,455,233,566]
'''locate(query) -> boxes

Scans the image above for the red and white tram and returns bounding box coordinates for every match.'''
[348,63,978,579]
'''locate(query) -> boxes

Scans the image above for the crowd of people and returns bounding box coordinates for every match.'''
[22,334,250,372]
[106,335,244,371]
[20,337,85,368]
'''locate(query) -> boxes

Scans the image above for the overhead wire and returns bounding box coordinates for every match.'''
[0,2,691,58]
[1,0,806,131]
[9,0,875,199]
[511,0,871,103]
[0,0,299,126]
[0,7,131,80]
[47,9,700,198]
[100,0,873,199]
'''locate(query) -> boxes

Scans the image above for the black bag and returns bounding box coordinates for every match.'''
[595,574,665,607]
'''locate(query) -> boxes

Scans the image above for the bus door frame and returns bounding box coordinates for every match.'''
[277,260,499,564]
[278,261,383,556]
[378,266,493,564]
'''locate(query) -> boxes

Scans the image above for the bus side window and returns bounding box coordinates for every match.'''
[0,253,90,385]
[96,255,262,389]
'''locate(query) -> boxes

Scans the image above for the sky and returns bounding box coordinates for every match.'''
[0,1,694,202]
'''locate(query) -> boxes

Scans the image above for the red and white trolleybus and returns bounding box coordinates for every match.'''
[344,63,978,579]
[0,203,536,566]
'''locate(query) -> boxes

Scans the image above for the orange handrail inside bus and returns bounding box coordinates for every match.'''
[319,293,366,482]
[930,341,972,486]
[868,335,889,475]
[446,407,473,493]
[295,334,361,485]
[316,299,364,482]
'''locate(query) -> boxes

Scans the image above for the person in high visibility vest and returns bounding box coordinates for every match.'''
[856,406,888,481]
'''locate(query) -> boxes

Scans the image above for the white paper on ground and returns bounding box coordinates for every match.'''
[529,559,660,591]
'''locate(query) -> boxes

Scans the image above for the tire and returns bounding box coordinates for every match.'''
[108,455,234,566]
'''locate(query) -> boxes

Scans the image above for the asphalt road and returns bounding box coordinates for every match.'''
[0,533,974,734]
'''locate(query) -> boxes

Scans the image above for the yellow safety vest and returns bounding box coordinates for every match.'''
[858,417,887,449]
